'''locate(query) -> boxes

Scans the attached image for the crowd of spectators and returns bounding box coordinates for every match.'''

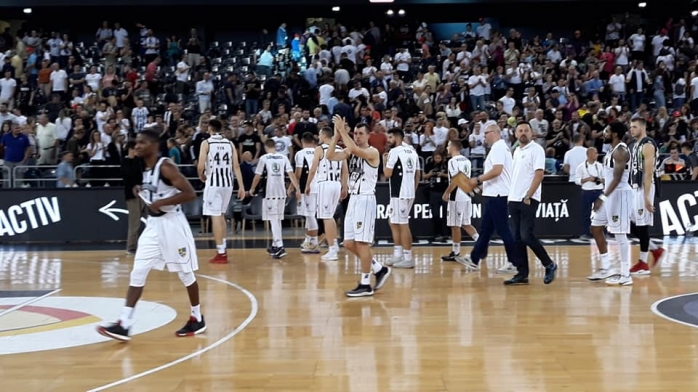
[1,12,698,191]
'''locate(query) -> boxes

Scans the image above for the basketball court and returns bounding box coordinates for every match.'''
[2,238,698,391]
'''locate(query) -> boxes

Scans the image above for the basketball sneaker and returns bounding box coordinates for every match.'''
[441,252,459,262]
[300,242,320,254]
[176,316,207,337]
[209,253,228,264]
[587,268,615,281]
[374,265,392,290]
[496,264,517,274]
[455,255,480,271]
[605,274,633,286]
[267,246,277,255]
[345,283,374,297]
[321,250,338,261]
[96,321,131,342]
[649,247,665,268]
[384,256,402,266]
[393,259,415,269]
[271,247,287,259]
[630,260,650,275]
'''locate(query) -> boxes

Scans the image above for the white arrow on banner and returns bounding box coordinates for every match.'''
[99,200,148,224]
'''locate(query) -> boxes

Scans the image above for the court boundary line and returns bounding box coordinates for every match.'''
[650,292,698,330]
[85,274,259,392]
[0,289,62,319]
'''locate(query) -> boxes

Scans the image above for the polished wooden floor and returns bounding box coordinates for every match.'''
[2,242,698,392]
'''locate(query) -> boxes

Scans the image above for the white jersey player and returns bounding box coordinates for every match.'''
[589,122,634,286]
[441,140,479,262]
[306,127,348,261]
[326,116,391,297]
[97,129,205,342]
[198,119,245,264]
[250,139,301,259]
[383,128,421,269]
[628,118,665,274]
[294,132,320,253]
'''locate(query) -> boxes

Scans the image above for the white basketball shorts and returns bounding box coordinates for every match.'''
[134,211,199,273]
[298,193,318,217]
[389,198,414,225]
[447,200,472,227]
[631,186,655,227]
[591,189,632,234]
[263,197,286,221]
[317,181,341,220]
[343,194,376,244]
[202,186,233,216]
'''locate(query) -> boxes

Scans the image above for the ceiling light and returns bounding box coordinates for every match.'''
[386,9,394,15]
[332,6,340,11]
[370,0,394,2]
[23,8,32,13]
[398,9,405,15]
[692,10,698,16]
[638,2,647,7]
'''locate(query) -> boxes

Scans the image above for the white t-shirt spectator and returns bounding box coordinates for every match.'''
[318,83,334,106]
[563,145,587,183]
[652,35,667,56]
[691,76,698,101]
[0,77,16,102]
[341,44,357,63]
[609,73,626,94]
[674,78,687,100]
[50,69,68,92]
[469,131,486,155]
[395,51,411,72]
[85,72,102,92]
[468,75,487,96]
[629,33,646,51]
[498,96,516,115]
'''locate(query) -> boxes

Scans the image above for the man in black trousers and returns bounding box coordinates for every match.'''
[505,122,557,285]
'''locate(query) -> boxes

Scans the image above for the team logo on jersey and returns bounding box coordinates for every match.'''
[178,247,187,257]
[356,222,362,229]
[272,163,281,173]
[638,209,644,215]
[406,158,414,169]
[612,215,619,223]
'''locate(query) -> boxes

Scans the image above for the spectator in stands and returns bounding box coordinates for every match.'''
[55,151,75,188]
[424,150,449,242]
[36,114,58,165]
[1,119,30,185]
[661,145,686,174]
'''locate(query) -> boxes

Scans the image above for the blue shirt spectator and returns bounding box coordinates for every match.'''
[1,128,30,163]
[56,152,75,188]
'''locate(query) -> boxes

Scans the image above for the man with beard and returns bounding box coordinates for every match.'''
[502,123,558,285]
[383,128,420,269]
[588,122,634,286]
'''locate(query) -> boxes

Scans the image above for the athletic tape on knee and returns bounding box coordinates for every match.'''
[178,271,197,287]
[306,216,318,231]
[129,268,150,287]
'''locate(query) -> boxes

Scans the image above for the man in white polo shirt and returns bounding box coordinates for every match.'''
[574,147,604,240]
[457,121,521,273]
[504,122,558,285]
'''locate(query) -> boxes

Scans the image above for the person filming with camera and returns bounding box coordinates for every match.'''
[575,147,604,240]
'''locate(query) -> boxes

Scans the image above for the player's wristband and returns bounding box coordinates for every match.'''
[598,194,607,202]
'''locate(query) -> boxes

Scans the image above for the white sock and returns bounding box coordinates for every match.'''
[331,244,339,253]
[360,273,371,285]
[472,233,479,242]
[311,236,318,245]
[649,241,659,251]
[304,234,310,243]
[191,304,202,322]
[222,238,227,249]
[371,259,383,274]
[616,234,630,276]
[270,219,283,247]
[216,244,226,254]
[600,253,611,270]
[393,246,403,258]
[403,249,412,261]
[639,251,648,263]
[453,243,461,255]
[119,306,135,328]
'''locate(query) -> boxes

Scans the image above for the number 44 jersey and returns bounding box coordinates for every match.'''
[206,134,235,188]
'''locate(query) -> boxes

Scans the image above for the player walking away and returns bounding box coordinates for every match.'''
[294,132,321,253]
[198,119,246,264]
[440,140,480,263]
[588,122,634,286]
[97,130,205,341]
[250,139,301,259]
[628,118,665,274]
[383,128,421,269]
[504,123,558,285]
[326,116,391,297]
[306,126,348,261]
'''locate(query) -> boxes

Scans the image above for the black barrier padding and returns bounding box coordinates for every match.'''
[0,182,694,243]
